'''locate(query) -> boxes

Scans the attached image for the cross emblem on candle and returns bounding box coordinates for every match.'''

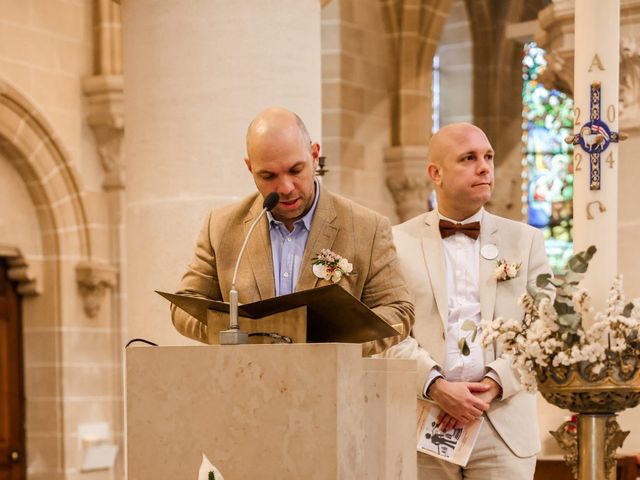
[565,81,626,190]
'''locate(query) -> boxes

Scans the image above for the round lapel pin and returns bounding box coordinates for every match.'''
[481,244,498,260]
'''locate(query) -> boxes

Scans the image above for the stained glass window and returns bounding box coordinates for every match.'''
[522,43,574,272]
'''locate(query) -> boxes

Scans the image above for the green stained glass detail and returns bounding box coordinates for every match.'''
[523,43,574,272]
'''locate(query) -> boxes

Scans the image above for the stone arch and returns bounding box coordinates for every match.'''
[0,78,95,476]
[0,79,92,260]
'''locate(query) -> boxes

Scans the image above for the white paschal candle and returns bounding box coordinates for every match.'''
[571,0,621,315]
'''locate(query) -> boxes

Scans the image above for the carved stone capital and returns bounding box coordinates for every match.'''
[620,33,640,128]
[384,146,431,222]
[0,246,40,296]
[537,50,574,97]
[535,1,576,96]
[537,1,640,128]
[83,75,125,190]
[76,261,118,318]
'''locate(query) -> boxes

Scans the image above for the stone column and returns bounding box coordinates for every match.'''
[379,0,453,221]
[121,0,322,344]
[571,0,621,313]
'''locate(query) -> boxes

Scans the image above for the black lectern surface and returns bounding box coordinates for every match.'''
[157,284,399,344]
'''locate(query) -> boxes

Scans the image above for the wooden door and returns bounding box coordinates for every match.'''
[0,260,25,480]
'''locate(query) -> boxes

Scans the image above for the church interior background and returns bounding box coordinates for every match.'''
[1,0,640,478]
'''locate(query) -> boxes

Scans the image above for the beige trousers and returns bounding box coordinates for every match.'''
[417,417,536,480]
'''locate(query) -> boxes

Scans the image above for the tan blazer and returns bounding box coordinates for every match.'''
[172,185,414,356]
[384,209,551,458]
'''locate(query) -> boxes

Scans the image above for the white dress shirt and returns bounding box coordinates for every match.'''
[425,208,498,395]
[440,209,484,382]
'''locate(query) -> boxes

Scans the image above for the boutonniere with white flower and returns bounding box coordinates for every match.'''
[495,259,522,282]
[312,249,353,283]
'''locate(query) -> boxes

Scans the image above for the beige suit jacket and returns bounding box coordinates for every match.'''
[384,209,551,458]
[172,185,414,356]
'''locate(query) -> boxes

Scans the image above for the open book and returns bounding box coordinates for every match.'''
[416,399,483,467]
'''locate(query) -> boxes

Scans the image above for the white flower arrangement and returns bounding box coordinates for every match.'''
[312,249,353,283]
[481,246,640,391]
[495,259,522,282]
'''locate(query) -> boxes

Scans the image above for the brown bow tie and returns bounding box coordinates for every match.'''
[439,220,481,240]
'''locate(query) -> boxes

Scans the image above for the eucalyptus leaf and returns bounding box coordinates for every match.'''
[536,273,552,287]
[209,472,216,480]
[459,338,470,356]
[623,302,634,318]
[548,277,564,287]
[534,291,551,303]
[461,320,477,331]
[555,296,572,306]
[565,332,581,346]
[564,270,583,285]
[568,256,588,273]
[554,301,572,315]
[558,313,581,330]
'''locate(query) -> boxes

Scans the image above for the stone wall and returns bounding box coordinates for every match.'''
[0,1,123,478]
[321,0,397,220]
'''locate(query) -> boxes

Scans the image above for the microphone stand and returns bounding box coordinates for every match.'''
[219,192,278,345]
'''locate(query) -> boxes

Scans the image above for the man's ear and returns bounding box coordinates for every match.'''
[311,143,320,169]
[427,163,441,185]
[244,157,252,173]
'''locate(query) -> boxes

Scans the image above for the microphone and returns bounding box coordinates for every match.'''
[219,192,279,345]
[262,191,279,210]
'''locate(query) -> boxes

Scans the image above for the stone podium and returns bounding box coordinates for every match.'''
[126,343,417,479]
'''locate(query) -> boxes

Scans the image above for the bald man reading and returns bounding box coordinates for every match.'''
[380,123,551,479]
[171,108,414,356]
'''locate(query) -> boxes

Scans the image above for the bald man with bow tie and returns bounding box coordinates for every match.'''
[380,123,552,479]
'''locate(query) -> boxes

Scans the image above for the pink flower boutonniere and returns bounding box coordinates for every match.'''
[495,259,522,282]
[312,249,353,283]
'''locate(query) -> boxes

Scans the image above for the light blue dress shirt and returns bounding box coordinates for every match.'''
[267,181,320,296]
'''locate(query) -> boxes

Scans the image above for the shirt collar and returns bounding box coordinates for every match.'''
[437,207,484,225]
[267,178,320,232]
